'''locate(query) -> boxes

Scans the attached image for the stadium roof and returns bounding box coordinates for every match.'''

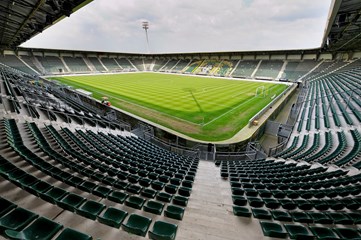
[0,0,360,54]
[323,0,361,52]
[0,0,93,50]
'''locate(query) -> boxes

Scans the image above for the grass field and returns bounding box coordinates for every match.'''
[49,73,288,141]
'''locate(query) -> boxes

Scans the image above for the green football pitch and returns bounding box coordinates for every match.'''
[49,73,288,141]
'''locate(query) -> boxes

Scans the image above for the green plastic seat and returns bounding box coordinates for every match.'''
[58,193,86,212]
[290,211,313,224]
[260,221,287,238]
[5,216,63,240]
[40,187,68,204]
[76,200,106,220]
[172,195,188,207]
[151,181,165,191]
[126,184,142,194]
[55,228,92,240]
[232,196,247,206]
[346,212,361,224]
[97,207,128,228]
[28,181,52,196]
[165,184,178,194]
[252,208,272,220]
[125,196,145,210]
[0,207,38,231]
[263,198,280,209]
[139,178,152,187]
[141,188,158,198]
[92,185,112,198]
[143,200,165,215]
[284,224,314,240]
[247,197,264,208]
[309,226,339,240]
[64,176,84,187]
[0,197,17,216]
[122,213,152,237]
[164,205,184,220]
[271,210,292,222]
[327,212,353,224]
[178,187,191,197]
[17,175,39,189]
[308,212,333,224]
[113,180,129,190]
[78,181,96,193]
[333,227,361,239]
[148,220,178,240]
[232,206,251,217]
[107,191,128,204]
[156,192,172,203]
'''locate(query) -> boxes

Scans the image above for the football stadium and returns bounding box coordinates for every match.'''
[0,0,360,239]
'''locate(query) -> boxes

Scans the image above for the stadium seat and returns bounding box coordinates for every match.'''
[172,195,188,207]
[252,209,272,220]
[122,213,152,237]
[107,191,128,204]
[0,197,17,216]
[97,207,128,228]
[156,192,172,203]
[271,210,292,222]
[55,228,93,240]
[309,226,339,240]
[143,200,165,215]
[125,196,145,209]
[290,211,313,224]
[57,193,86,212]
[148,221,178,240]
[40,187,68,204]
[232,206,251,217]
[259,221,287,238]
[5,216,63,240]
[284,224,314,240]
[76,200,106,220]
[333,228,361,239]
[164,205,184,220]
[0,207,38,231]
[141,188,158,198]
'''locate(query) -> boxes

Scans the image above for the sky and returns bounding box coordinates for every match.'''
[21,0,333,54]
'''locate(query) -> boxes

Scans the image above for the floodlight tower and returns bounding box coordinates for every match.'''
[142,21,150,53]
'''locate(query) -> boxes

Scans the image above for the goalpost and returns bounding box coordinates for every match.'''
[255,85,271,98]
[255,86,265,98]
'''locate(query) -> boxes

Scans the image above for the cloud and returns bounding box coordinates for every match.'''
[21,0,332,53]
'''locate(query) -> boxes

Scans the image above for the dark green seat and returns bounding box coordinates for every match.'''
[284,224,314,240]
[92,186,112,198]
[78,181,96,193]
[309,226,339,240]
[263,198,280,209]
[0,207,38,231]
[232,206,251,217]
[232,196,247,206]
[346,212,361,224]
[0,197,17,216]
[113,180,129,190]
[141,188,158,198]
[164,205,184,220]
[151,181,165,191]
[17,175,39,189]
[308,212,333,224]
[64,176,84,187]
[294,199,313,210]
[28,181,52,196]
[156,192,172,203]
[122,213,152,237]
[58,193,86,212]
[76,200,105,220]
[107,191,128,204]
[148,220,178,240]
[333,227,361,239]
[126,184,142,194]
[125,196,145,210]
[279,199,297,210]
[143,200,165,215]
[181,180,193,188]
[260,221,287,238]
[165,184,178,194]
[97,207,128,228]
[247,197,264,208]
[290,211,313,223]
[271,210,292,222]
[172,195,188,207]
[327,212,353,224]
[178,187,191,197]
[55,228,92,240]
[40,187,68,204]
[139,178,152,187]
[252,209,272,220]
[5,216,63,240]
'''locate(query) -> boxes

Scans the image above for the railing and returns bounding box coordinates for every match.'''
[215,151,257,161]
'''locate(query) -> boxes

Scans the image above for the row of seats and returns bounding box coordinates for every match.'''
[0,196,92,240]
[0,118,194,239]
